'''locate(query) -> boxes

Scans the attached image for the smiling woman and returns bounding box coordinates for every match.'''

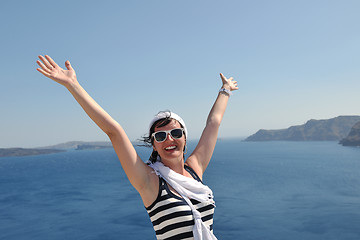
[36,55,238,240]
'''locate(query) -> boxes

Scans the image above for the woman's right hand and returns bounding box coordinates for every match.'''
[36,55,77,87]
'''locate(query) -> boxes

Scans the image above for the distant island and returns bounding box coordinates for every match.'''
[39,141,113,150]
[339,121,360,146]
[245,116,360,142]
[0,141,113,158]
[0,148,65,157]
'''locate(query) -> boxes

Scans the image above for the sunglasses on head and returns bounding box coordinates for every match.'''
[151,128,184,143]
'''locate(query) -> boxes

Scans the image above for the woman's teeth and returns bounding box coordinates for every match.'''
[165,146,176,150]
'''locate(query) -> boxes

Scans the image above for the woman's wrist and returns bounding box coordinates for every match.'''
[219,87,232,96]
[65,80,81,93]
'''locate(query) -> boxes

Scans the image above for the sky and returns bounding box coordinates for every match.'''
[1,0,359,148]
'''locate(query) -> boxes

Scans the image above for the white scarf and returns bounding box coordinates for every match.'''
[148,160,218,240]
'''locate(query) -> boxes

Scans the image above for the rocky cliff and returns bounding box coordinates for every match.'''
[339,121,360,146]
[245,116,360,141]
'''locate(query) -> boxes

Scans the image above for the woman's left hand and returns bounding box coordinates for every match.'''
[220,73,238,91]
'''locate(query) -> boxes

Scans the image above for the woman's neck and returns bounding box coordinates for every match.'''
[161,156,186,175]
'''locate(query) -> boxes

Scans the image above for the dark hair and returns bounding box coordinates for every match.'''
[139,111,186,164]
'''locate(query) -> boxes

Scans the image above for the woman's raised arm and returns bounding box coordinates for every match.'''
[187,73,238,178]
[36,55,156,194]
[37,55,120,137]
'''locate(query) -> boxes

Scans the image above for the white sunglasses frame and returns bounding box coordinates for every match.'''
[151,128,185,143]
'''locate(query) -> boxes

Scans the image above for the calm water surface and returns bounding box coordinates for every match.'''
[1,140,359,240]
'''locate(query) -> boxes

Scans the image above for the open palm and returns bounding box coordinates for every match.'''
[36,55,77,86]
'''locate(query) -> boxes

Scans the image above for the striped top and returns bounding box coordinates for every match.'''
[145,165,215,240]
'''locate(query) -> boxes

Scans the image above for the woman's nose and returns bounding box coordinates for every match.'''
[165,132,174,141]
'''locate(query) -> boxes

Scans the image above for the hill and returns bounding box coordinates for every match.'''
[245,116,360,141]
[0,141,113,158]
[0,148,65,157]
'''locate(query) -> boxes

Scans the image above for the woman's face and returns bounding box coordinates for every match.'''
[152,119,186,162]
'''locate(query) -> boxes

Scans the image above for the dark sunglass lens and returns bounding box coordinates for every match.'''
[171,129,183,139]
[154,132,166,142]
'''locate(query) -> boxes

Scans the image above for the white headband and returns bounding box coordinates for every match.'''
[149,111,188,139]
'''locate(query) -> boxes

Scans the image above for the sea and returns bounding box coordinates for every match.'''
[1,140,360,240]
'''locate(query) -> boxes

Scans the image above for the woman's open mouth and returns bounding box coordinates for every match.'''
[165,145,177,151]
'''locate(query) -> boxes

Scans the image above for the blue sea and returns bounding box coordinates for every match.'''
[1,140,360,240]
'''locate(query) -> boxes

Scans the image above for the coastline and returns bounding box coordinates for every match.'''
[0,148,66,158]
[0,141,113,158]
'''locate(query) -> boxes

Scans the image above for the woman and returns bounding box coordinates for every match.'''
[36,55,238,240]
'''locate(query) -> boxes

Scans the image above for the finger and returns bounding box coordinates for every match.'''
[220,73,227,81]
[228,77,233,81]
[36,60,52,74]
[65,60,73,71]
[45,55,58,68]
[38,55,53,70]
[37,68,51,77]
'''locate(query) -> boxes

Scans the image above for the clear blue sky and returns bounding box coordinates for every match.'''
[1,0,359,148]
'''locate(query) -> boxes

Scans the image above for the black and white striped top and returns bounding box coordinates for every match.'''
[145,165,215,240]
